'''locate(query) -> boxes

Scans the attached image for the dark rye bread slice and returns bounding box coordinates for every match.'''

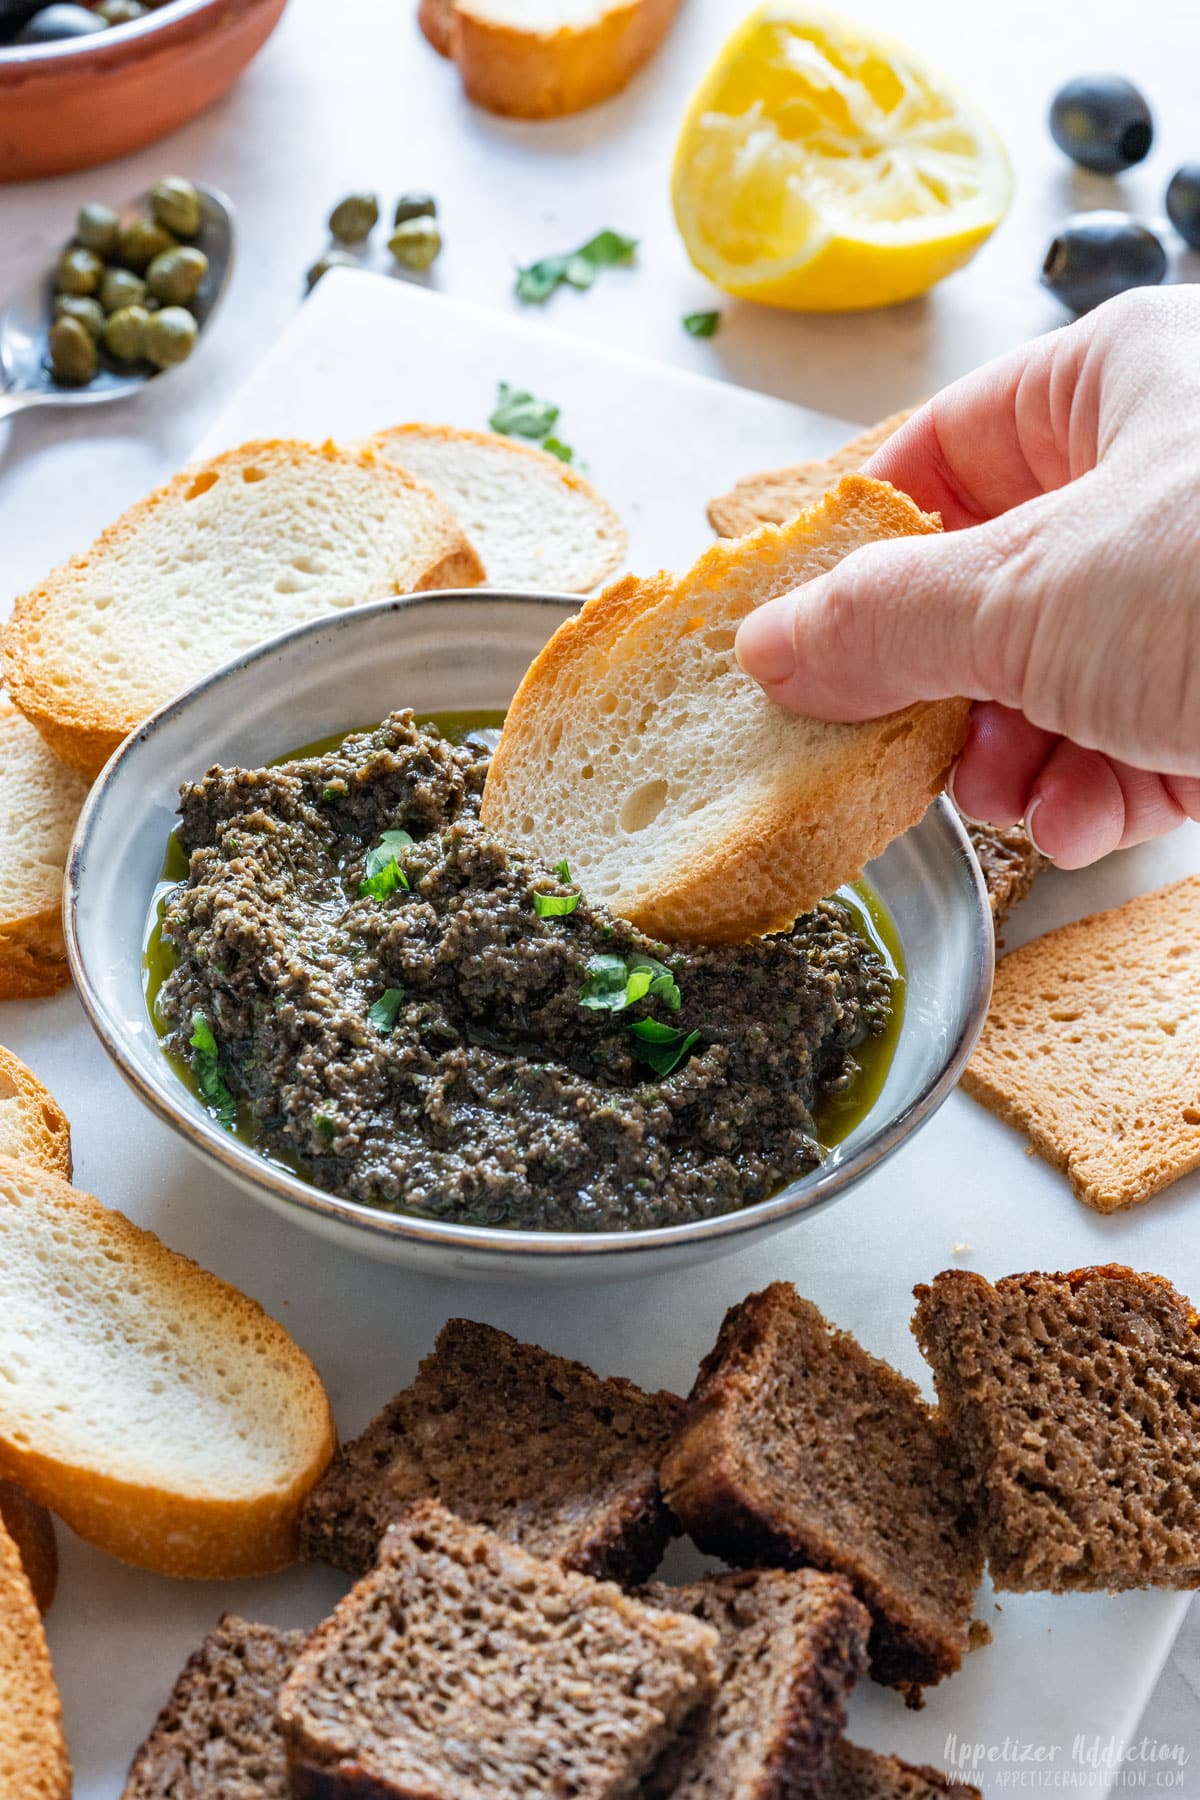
[639,1569,870,1799]
[278,1499,719,1800]
[121,1614,304,1799]
[962,818,1045,930]
[812,1741,981,1799]
[661,1284,983,1705]
[913,1266,1200,1593]
[300,1317,680,1584]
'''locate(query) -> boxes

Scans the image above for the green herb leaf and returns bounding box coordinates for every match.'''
[360,829,413,900]
[515,229,638,305]
[364,829,413,879]
[367,987,405,1034]
[627,1019,701,1077]
[578,951,681,1014]
[189,1011,237,1129]
[683,310,721,338]
[554,858,572,882]
[489,381,560,439]
[534,890,580,918]
[314,1113,336,1140]
[579,952,632,1010]
[628,952,681,1012]
[541,435,575,464]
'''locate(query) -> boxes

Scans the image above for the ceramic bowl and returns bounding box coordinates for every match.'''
[65,591,993,1282]
[0,0,287,182]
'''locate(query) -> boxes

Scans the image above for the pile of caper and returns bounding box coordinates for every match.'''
[47,176,207,387]
[306,191,442,293]
[2,0,180,46]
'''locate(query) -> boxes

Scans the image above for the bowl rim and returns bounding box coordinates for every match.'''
[64,588,994,1265]
[0,0,265,64]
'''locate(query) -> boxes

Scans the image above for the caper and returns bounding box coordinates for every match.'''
[53,294,105,339]
[95,0,147,20]
[145,245,208,305]
[75,201,120,256]
[143,305,197,368]
[150,176,202,239]
[55,245,104,296]
[103,303,151,362]
[99,266,146,313]
[393,191,437,227]
[305,249,358,293]
[388,218,442,272]
[48,316,97,385]
[117,217,176,272]
[328,192,379,245]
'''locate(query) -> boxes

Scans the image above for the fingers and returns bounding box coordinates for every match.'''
[975,738,1189,869]
[950,704,1058,828]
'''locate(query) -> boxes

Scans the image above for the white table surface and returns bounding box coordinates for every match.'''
[3,0,1200,1781]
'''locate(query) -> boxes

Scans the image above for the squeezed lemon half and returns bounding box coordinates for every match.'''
[672,4,1013,311]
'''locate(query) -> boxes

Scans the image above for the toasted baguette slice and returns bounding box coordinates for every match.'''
[0,1514,70,1800]
[369,424,626,592]
[0,699,89,997]
[815,1741,980,1798]
[0,1048,71,1178]
[0,1482,57,1614]
[3,439,485,782]
[421,0,683,118]
[482,476,967,942]
[708,408,918,538]
[0,1156,335,1577]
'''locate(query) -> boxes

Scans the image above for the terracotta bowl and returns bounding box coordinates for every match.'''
[0,0,287,182]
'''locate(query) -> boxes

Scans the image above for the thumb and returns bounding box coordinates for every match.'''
[735,511,1033,722]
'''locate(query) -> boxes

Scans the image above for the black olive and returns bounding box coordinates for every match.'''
[1040,213,1166,314]
[1048,75,1153,174]
[1166,163,1200,253]
[0,0,42,39]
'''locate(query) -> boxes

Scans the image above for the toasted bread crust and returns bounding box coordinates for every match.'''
[708,409,919,538]
[0,1048,71,1180]
[3,439,485,783]
[437,0,683,118]
[483,477,968,942]
[0,1483,57,1614]
[0,1514,70,1799]
[0,1156,335,1578]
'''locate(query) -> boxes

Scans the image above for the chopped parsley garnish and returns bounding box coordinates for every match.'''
[515,229,638,304]
[541,435,575,464]
[627,1019,702,1077]
[367,987,406,1034]
[314,1113,336,1140]
[188,1012,236,1129]
[533,859,580,918]
[683,310,721,338]
[489,382,560,439]
[579,951,681,1013]
[360,829,413,900]
[554,859,572,882]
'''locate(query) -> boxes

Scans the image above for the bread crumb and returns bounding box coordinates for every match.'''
[968,1619,993,1650]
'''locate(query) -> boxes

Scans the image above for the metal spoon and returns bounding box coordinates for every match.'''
[0,182,234,422]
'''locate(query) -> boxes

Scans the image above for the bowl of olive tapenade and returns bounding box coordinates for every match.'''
[65,592,993,1282]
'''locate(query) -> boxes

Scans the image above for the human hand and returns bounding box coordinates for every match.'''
[735,287,1200,868]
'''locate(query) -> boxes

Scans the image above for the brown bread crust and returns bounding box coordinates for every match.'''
[813,1740,981,1798]
[0,1482,57,1614]
[913,1265,1200,1593]
[300,1318,680,1584]
[662,1284,982,1705]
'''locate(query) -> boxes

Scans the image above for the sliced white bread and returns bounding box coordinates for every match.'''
[0,698,89,999]
[420,0,683,118]
[0,1513,70,1800]
[0,1156,335,1578]
[3,439,486,782]
[708,408,920,539]
[0,1047,71,1178]
[482,476,968,942]
[0,1482,57,1615]
[369,424,627,593]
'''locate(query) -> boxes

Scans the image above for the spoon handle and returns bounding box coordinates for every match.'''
[0,386,44,422]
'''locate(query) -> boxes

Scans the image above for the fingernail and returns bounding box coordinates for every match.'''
[946,760,991,829]
[1023,797,1053,862]
[735,596,796,686]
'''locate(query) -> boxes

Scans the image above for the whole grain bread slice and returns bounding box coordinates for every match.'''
[121,1614,305,1799]
[0,1513,70,1800]
[300,1317,680,1583]
[707,410,918,539]
[812,1741,980,1799]
[661,1283,983,1705]
[369,423,627,592]
[0,1046,71,1177]
[0,697,89,997]
[482,476,967,942]
[913,1265,1200,1593]
[421,0,683,118]
[0,1481,57,1614]
[0,1154,335,1578]
[279,1498,719,1800]
[639,1569,870,1798]
[3,439,485,781]
[962,875,1200,1211]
